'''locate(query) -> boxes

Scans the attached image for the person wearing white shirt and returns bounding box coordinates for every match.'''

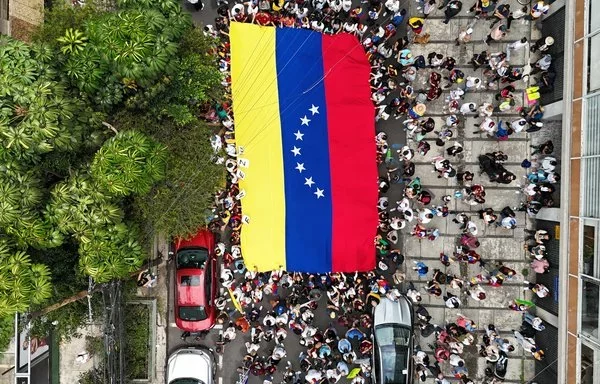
[329,0,342,13]
[506,37,528,61]
[476,117,496,135]
[449,353,465,367]
[342,0,352,12]
[510,117,527,133]
[245,1,258,15]
[343,21,357,33]
[460,102,477,115]
[511,5,528,21]
[530,0,549,19]
[541,156,557,171]
[384,0,400,14]
[465,76,482,90]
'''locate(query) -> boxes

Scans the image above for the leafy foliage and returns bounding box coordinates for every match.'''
[114,114,225,239]
[126,27,223,125]
[0,245,52,316]
[32,1,101,50]
[0,0,222,317]
[0,316,14,352]
[0,36,101,161]
[124,304,150,380]
[78,367,105,384]
[91,130,166,196]
[55,0,191,109]
[45,169,146,283]
[78,223,144,283]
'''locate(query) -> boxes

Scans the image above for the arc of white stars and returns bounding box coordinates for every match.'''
[304,177,315,188]
[291,146,301,156]
[294,130,304,141]
[309,104,320,115]
[295,163,305,173]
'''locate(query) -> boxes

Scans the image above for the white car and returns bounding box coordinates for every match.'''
[167,347,215,384]
[372,296,414,384]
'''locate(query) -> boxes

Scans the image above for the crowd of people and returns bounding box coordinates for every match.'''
[195,0,559,382]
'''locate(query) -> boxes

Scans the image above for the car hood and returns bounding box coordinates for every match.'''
[167,349,212,384]
[374,297,412,327]
[175,229,215,252]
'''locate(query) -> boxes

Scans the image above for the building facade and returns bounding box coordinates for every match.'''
[558,0,600,382]
[0,0,43,40]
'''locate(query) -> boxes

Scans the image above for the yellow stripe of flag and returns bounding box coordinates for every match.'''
[230,23,286,271]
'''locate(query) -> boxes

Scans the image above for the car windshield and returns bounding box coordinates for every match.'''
[179,306,207,321]
[375,324,411,347]
[375,324,411,384]
[177,249,208,269]
[180,275,201,286]
[169,379,204,384]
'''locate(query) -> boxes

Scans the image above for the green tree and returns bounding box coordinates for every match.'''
[0,315,14,351]
[45,170,146,282]
[0,36,101,162]
[0,244,52,316]
[54,0,191,108]
[125,116,225,238]
[126,27,223,126]
[91,130,166,196]
[0,36,103,250]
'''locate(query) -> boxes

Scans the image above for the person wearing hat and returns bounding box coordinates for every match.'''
[530,35,554,53]
[408,16,425,34]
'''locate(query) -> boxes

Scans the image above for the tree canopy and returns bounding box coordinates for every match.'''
[0,0,224,327]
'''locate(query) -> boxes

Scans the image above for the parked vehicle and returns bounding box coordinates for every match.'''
[167,347,215,384]
[372,296,414,384]
[174,229,217,332]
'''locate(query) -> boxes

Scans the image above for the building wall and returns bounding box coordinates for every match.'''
[561,0,600,381]
[0,0,43,41]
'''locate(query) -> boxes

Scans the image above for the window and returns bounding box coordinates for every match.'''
[583,95,600,217]
[178,306,207,321]
[180,275,201,286]
[583,224,598,277]
[581,342,600,384]
[205,262,212,301]
[589,34,600,93]
[591,0,600,34]
[176,248,208,269]
[582,279,600,339]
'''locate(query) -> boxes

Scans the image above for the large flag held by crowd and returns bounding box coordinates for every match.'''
[230,22,378,273]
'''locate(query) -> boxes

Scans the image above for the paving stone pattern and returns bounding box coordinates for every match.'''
[388,1,553,382]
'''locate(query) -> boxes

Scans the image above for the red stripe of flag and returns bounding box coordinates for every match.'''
[321,33,378,272]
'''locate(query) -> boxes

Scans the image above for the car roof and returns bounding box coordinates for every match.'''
[167,348,213,384]
[176,269,206,306]
[373,296,413,327]
[175,229,215,252]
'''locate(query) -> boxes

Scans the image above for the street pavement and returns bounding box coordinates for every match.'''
[165,1,547,383]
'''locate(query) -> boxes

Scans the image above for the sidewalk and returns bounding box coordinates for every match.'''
[395,0,544,382]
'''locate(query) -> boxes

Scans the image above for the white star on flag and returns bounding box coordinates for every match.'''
[294,130,304,141]
[295,163,305,173]
[309,104,320,115]
[300,115,311,126]
[291,146,301,156]
[314,188,324,199]
[304,177,315,188]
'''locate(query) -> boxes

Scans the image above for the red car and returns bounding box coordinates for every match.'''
[174,229,217,332]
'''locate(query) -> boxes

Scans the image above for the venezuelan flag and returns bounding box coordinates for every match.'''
[230,23,378,273]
